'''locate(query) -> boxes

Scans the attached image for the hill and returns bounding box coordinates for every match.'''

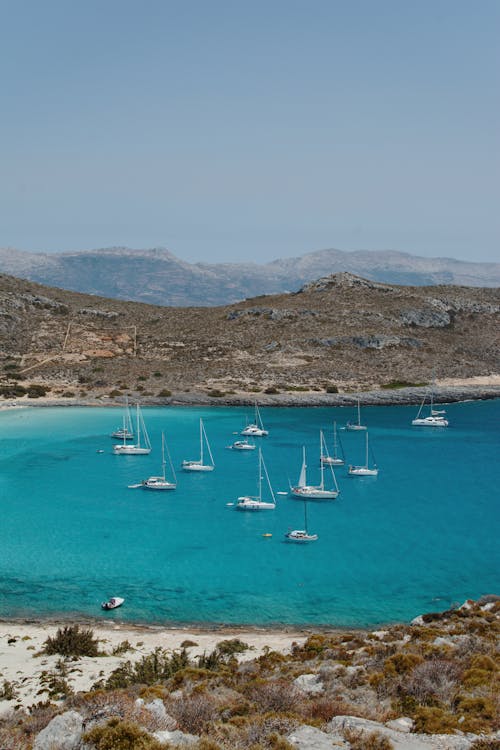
[0,272,498,403]
[0,245,499,307]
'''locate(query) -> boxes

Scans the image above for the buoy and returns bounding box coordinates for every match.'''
[262,533,272,538]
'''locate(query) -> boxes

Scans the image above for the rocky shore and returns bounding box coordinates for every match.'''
[3,382,500,410]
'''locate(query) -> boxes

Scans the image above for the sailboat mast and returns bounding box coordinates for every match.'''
[357,399,361,426]
[258,448,263,500]
[199,419,204,464]
[319,431,325,489]
[161,432,166,480]
[365,432,369,468]
[136,404,141,447]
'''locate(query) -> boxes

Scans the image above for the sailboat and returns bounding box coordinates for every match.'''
[320,421,345,466]
[290,432,340,500]
[412,383,449,427]
[348,431,379,476]
[139,432,176,490]
[285,498,318,543]
[113,404,151,455]
[227,439,256,451]
[345,398,367,431]
[240,403,268,436]
[182,418,215,471]
[235,448,276,510]
[111,397,134,440]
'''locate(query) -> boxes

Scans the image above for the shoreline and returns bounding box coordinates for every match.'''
[2,378,500,410]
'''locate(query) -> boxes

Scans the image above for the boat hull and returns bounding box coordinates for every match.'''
[348,466,378,476]
[113,446,151,455]
[290,486,339,500]
[321,456,344,466]
[285,530,318,542]
[240,426,268,436]
[412,417,448,427]
[142,479,176,490]
[182,461,214,472]
[345,424,367,431]
[235,496,275,510]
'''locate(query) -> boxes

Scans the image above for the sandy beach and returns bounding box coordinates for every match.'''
[0,620,308,711]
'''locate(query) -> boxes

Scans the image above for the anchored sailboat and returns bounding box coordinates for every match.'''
[290,432,340,500]
[412,383,448,427]
[182,418,215,472]
[320,421,345,466]
[241,403,268,436]
[111,396,134,440]
[285,498,318,543]
[235,448,276,510]
[345,398,367,431]
[113,404,151,455]
[348,431,378,476]
[133,432,176,490]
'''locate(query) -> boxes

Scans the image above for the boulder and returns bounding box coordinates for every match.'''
[288,724,346,749]
[328,716,473,750]
[33,711,83,750]
[153,729,199,746]
[293,673,324,694]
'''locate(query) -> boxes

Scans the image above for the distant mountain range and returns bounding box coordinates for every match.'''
[0,245,498,306]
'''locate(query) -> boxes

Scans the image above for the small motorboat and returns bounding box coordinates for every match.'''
[101,596,124,610]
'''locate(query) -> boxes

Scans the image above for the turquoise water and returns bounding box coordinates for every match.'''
[0,401,498,628]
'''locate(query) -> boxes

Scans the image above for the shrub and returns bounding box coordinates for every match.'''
[62,391,76,397]
[43,625,100,657]
[157,389,171,397]
[207,389,225,398]
[168,692,219,734]
[216,638,249,656]
[109,389,122,398]
[325,384,338,393]
[413,706,457,733]
[247,679,302,713]
[0,679,17,700]
[0,384,26,397]
[84,718,164,750]
[101,647,189,689]
[27,384,48,398]
[381,380,425,390]
[344,730,394,750]
[264,386,279,394]
[405,659,460,704]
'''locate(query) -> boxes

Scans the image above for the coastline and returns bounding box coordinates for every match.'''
[2,377,500,410]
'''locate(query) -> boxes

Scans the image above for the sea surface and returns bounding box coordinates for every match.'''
[0,400,498,628]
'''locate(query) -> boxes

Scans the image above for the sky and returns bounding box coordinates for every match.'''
[0,0,498,264]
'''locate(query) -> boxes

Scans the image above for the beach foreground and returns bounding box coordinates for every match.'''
[0,620,307,710]
[0,598,498,748]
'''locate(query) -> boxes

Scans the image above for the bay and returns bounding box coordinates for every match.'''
[0,400,498,627]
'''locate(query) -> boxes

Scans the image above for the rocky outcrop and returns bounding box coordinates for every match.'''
[33,711,83,750]
[400,309,451,328]
[327,716,481,750]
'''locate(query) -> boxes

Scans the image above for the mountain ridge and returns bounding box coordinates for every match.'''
[0,245,498,307]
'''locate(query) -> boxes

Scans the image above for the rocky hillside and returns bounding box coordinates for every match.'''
[0,272,498,403]
[0,246,499,307]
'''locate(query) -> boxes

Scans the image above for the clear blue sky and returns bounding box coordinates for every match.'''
[1,0,498,263]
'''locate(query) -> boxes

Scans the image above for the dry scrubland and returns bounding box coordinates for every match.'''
[0,272,499,402]
[0,599,498,749]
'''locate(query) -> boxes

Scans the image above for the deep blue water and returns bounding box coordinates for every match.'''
[0,401,498,628]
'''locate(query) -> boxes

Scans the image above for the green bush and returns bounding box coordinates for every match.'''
[43,625,100,657]
[27,384,48,398]
[264,386,279,394]
[325,385,338,393]
[84,718,164,750]
[100,647,189,689]
[157,389,171,397]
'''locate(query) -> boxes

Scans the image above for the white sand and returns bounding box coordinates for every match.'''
[0,620,307,710]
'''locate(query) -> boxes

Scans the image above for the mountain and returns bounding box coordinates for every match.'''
[0,271,498,401]
[0,246,498,307]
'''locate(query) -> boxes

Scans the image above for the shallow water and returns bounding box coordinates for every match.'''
[0,400,498,627]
